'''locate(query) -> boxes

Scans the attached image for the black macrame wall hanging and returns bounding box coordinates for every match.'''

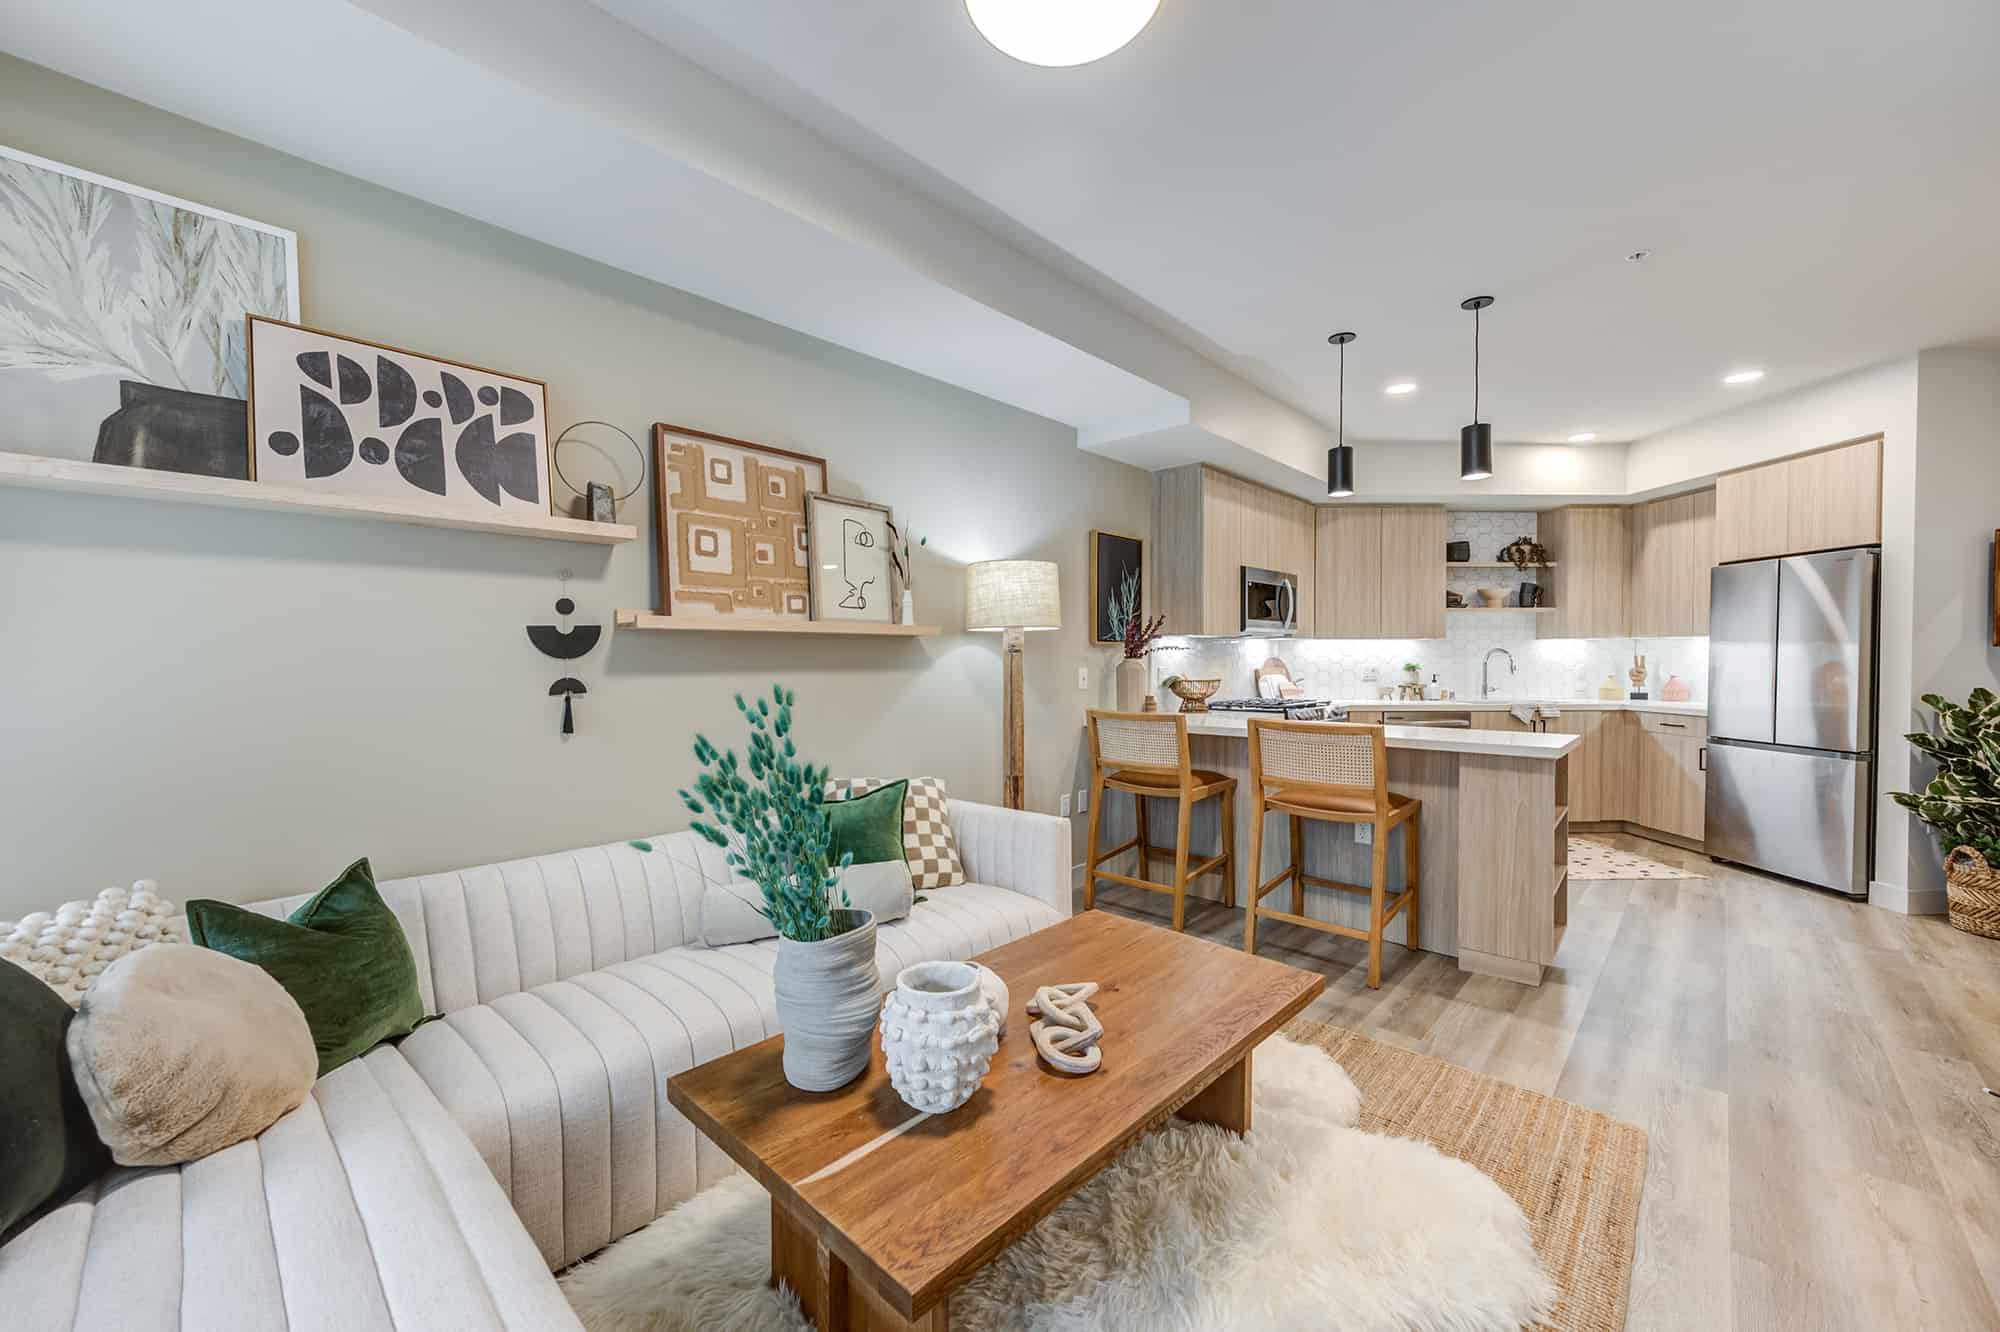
[526,576,603,735]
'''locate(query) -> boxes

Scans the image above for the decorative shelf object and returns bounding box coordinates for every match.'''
[0,449,636,545]
[613,610,941,637]
[1447,561,1558,569]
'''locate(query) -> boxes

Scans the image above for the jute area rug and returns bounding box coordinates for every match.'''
[1288,1019,1647,1332]
[563,1024,1646,1332]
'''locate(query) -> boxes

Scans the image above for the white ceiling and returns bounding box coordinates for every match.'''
[598,0,2000,446]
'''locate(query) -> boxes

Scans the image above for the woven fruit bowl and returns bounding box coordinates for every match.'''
[1163,676,1222,713]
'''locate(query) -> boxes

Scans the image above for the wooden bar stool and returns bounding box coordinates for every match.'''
[1242,719,1420,988]
[1083,710,1236,931]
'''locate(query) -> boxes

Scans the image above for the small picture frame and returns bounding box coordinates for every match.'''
[806,494,894,623]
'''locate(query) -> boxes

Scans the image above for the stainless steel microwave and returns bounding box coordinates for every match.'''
[1241,566,1298,636]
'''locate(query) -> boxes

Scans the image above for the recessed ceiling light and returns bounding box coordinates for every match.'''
[1722,368,1765,385]
[1567,431,1597,443]
[965,0,1161,67]
[1384,381,1418,396]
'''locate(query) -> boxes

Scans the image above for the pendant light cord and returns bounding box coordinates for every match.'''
[1337,339,1345,447]
[1472,303,1481,426]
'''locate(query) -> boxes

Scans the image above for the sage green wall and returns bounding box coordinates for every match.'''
[0,56,1148,915]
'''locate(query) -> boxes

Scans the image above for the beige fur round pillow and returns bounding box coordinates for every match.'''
[66,944,316,1165]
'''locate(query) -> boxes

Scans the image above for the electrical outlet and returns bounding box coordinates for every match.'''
[1076,787,1089,813]
[1354,823,1372,846]
[1361,666,1379,683]
[1058,793,1072,817]
[1077,667,1089,690]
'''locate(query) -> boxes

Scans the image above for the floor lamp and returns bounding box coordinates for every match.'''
[965,560,1061,811]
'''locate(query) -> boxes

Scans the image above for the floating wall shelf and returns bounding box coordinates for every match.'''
[614,610,941,637]
[1447,606,1558,614]
[1447,562,1558,570]
[0,449,637,545]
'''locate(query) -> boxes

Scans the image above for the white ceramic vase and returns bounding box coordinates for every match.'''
[970,962,1011,1038]
[773,908,879,1092]
[1115,658,1148,712]
[880,960,1000,1114]
[900,588,916,625]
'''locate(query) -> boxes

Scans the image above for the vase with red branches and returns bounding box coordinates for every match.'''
[1107,570,1175,709]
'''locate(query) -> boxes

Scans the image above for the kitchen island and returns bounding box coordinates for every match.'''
[1091,715,1579,986]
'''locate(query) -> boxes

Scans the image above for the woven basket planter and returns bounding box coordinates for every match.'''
[1944,846,2000,939]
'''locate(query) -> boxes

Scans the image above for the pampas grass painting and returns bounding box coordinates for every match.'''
[0,144,297,469]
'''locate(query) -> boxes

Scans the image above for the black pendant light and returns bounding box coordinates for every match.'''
[1459,295,1495,481]
[1326,331,1356,497]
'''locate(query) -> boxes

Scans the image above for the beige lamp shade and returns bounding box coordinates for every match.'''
[965,560,1061,631]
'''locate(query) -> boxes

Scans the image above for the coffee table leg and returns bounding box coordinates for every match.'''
[1175,1052,1252,1133]
[771,1196,950,1331]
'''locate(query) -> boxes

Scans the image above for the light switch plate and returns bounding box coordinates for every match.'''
[1076,787,1089,812]
[1077,667,1089,690]
[1058,793,1072,817]
[1361,666,1380,683]
[1354,823,1372,845]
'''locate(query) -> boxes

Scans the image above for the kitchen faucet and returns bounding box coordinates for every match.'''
[1482,647,1517,699]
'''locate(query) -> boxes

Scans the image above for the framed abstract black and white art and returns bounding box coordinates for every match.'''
[247,316,550,514]
[0,144,299,479]
[805,494,894,624]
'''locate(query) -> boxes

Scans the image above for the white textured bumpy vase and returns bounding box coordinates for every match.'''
[880,961,1001,1114]
[773,909,879,1092]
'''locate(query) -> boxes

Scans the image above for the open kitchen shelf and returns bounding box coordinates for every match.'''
[1447,606,1557,614]
[1447,561,1558,569]
[614,610,940,637]
[0,449,637,545]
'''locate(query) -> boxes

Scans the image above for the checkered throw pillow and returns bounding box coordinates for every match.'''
[823,776,965,889]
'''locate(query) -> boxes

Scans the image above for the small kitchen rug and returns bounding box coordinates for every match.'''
[1566,836,1706,881]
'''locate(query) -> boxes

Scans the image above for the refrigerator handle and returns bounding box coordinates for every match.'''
[1699,746,1707,772]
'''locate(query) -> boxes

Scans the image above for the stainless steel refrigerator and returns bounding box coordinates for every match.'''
[1705,547,1879,896]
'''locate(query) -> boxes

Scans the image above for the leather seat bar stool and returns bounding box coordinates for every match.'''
[1242,719,1420,988]
[1083,710,1236,931]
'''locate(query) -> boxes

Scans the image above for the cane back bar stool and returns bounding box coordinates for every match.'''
[1242,718,1420,988]
[1083,710,1236,931]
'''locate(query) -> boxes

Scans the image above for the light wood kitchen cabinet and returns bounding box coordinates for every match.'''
[1714,436,1881,563]
[1627,488,1717,636]
[1311,504,1446,638]
[1552,711,1632,823]
[1153,465,1316,636]
[1381,506,1447,638]
[1314,507,1382,636]
[1539,507,1630,639]
[1633,712,1706,841]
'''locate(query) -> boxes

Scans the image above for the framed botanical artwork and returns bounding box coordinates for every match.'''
[1090,530,1145,645]
[653,423,826,618]
[806,494,894,624]
[0,144,299,479]
[247,317,550,512]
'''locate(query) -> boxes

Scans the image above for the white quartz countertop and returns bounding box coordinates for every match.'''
[1333,697,1707,716]
[1180,713,1582,759]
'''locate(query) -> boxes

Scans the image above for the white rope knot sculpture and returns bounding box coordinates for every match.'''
[1027,981,1104,1075]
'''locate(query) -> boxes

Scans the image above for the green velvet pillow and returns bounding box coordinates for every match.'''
[827,779,909,866]
[185,858,425,1076]
[0,958,112,1242]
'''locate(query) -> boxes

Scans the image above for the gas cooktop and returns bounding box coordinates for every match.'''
[1205,698,1346,721]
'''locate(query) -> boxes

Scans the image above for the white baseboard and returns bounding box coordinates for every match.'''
[1869,879,1949,915]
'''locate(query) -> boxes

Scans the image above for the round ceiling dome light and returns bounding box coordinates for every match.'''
[966,0,1161,67]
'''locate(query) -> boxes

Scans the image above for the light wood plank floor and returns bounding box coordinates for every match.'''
[1081,832,2000,1331]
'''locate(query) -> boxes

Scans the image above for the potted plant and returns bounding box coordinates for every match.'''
[1106,568,1171,711]
[680,684,880,1089]
[1892,689,2000,938]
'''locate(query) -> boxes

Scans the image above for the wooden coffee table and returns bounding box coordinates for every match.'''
[666,910,1324,1331]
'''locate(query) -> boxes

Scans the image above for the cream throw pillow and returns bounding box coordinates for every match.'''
[66,944,317,1165]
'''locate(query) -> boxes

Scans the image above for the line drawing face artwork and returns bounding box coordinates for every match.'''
[806,493,894,624]
[839,517,877,610]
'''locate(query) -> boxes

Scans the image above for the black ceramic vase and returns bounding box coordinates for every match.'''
[93,381,250,479]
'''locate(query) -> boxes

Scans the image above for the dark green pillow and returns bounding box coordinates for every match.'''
[1,958,112,1241]
[827,779,909,866]
[186,858,425,1076]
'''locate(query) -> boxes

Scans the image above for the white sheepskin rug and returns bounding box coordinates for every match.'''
[561,1034,1552,1332]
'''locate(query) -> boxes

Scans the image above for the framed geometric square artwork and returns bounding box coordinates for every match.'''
[652,423,827,618]
[247,316,550,513]
[0,144,298,479]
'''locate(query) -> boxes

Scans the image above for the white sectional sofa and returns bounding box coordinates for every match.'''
[0,800,1070,1330]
